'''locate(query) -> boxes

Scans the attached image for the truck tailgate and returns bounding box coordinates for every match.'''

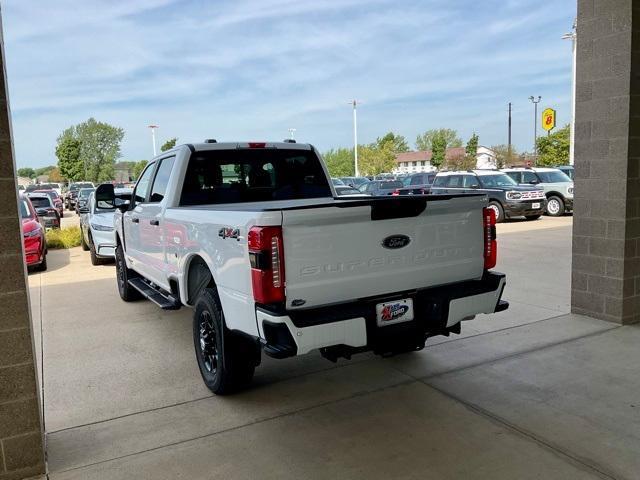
[282,195,487,310]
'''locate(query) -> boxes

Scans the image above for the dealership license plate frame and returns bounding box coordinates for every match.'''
[375,298,415,327]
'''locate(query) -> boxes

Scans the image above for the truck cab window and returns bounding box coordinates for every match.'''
[180,149,331,205]
[149,157,176,203]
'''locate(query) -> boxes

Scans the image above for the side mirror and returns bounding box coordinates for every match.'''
[470,184,480,189]
[95,183,115,208]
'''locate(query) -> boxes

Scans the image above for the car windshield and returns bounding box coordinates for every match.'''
[19,200,32,219]
[79,188,94,198]
[536,170,571,183]
[479,174,518,188]
[379,181,403,189]
[332,178,345,186]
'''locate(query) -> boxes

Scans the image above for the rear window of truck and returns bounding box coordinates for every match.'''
[180,149,332,205]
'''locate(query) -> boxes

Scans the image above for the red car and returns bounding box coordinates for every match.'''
[20,195,47,271]
[34,189,64,218]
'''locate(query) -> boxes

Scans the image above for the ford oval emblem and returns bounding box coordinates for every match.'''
[382,234,411,249]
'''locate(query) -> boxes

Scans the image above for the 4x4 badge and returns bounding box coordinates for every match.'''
[218,227,240,241]
[381,234,411,249]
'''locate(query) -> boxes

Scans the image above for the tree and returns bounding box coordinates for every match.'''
[465,133,479,166]
[491,144,518,169]
[358,145,396,175]
[536,124,570,166]
[161,137,178,152]
[34,165,56,178]
[76,118,125,183]
[431,136,447,169]
[48,167,64,182]
[56,128,84,181]
[415,128,462,151]
[323,148,354,177]
[132,160,148,180]
[444,150,476,171]
[375,132,409,154]
[17,167,35,178]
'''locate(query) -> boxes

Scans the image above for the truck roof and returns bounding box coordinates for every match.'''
[167,141,314,154]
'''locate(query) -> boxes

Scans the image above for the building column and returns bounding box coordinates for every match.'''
[0,7,46,480]
[572,0,640,324]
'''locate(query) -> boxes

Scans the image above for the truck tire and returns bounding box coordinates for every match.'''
[487,201,505,223]
[546,196,565,216]
[193,288,258,395]
[115,243,142,301]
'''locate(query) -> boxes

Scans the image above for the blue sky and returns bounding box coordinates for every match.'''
[3,0,576,168]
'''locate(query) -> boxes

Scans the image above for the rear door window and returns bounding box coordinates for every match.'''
[180,149,331,205]
[522,171,538,183]
[463,175,480,188]
[447,175,463,188]
[410,175,423,185]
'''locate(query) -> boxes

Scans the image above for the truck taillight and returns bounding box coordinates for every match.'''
[248,226,285,304]
[483,207,497,269]
[392,190,400,196]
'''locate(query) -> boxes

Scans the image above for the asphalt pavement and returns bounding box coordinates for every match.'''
[26,216,640,479]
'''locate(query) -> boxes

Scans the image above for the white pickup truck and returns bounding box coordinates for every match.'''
[95,140,508,394]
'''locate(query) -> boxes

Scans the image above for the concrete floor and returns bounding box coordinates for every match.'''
[28,216,640,479]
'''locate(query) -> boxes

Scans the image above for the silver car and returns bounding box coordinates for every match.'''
[501,167,573,216]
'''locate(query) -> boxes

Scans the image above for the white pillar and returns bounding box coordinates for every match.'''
[569,31,577,165]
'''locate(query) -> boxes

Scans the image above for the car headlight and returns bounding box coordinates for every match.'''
[23,227,41,238]
[506,191,522,200]
[91,223,113,232]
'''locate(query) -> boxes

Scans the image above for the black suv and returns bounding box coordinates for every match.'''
[430,170,547,222]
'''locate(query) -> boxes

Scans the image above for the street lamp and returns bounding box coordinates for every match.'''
[148,124,159,156]
[350,100,360,177]
[288,128,296,140]
[563,19,577,166]
[528,96,542,158]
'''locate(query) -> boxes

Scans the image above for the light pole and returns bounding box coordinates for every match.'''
[563,19,577,166]
[528,96,542,159]
[350,100,359,177]
[288,128,296,140]
[148,124,158,156]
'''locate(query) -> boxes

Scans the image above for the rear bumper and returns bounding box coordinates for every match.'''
[256,271,507,357]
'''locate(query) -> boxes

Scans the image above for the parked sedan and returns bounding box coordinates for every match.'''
[357,180,404,196]
[79,189,132,265]
[339,176,370,189]
[19,195,47,271]
[26,193,60,229]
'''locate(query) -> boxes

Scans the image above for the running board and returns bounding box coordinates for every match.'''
[128,278,181,310]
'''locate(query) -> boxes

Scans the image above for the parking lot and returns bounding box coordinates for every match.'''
[23,215,638,479]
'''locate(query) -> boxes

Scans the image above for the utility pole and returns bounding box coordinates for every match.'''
[351,100,359,177]
[528,96,542,159]
[288,128,296,140]
[148,124,158,156]
[563,19,577,166]
[507,102,512,165]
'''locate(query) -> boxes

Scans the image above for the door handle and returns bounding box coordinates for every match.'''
[150,219,160,226]
[131,217,139,224]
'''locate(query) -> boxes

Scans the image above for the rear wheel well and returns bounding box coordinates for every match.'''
[186,256,215,305]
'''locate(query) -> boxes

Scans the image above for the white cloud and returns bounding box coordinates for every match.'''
[2,0,575,167]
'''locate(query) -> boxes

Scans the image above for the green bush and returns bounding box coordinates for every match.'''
[46,226,82,249]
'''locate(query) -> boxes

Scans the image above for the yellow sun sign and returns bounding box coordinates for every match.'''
[542,108,556,132]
